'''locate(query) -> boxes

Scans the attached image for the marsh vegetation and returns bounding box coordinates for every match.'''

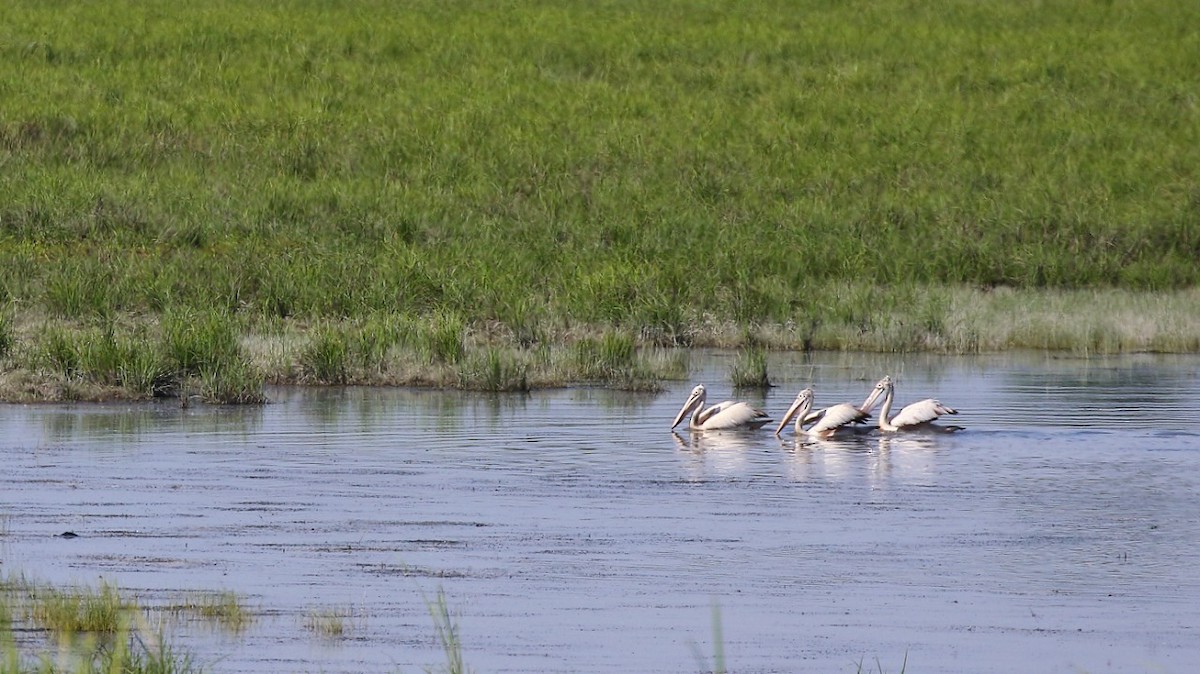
[0,576,470,673]
[2,0,1198,401]
[0,575,199,674]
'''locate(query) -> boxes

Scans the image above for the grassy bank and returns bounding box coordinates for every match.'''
[3,285,1196,402]
[2,0,1198,400]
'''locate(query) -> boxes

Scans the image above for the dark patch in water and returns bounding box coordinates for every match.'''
[357,564,471,579]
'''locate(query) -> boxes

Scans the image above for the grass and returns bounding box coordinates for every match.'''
[301,605,356,641]
[0,576,200,674]
[697,601,727,674]
[24,581,131,635]
[0,575,919,673]
[729,346,771,390]
[160,591,252,635]
[456,347,531,392]
[298,324,352,384]
[568,331,664,389]
[2,0,1200,401]
[856,653,909,674]
[0,314,261,403]
[0,313,13,360]
[426,589,469,674]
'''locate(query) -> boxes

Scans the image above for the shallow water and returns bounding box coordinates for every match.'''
[3,351,1199,673]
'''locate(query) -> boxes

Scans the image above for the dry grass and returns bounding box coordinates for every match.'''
[302,606,357,641]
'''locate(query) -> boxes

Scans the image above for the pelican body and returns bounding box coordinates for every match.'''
[860,376,961,432]
[671,384,771,431]
[774,388,870,438]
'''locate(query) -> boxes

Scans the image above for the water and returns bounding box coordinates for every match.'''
[2,351,1199,673]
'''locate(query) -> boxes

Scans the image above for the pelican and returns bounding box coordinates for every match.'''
[774,388,870,438]
[670,384,772,431]
[859,376,961,432]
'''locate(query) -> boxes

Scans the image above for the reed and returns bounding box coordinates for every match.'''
[571,332,635,380]
[44,259,115,321]
[689,601,726,674]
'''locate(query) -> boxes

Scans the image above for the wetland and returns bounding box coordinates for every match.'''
[3,351,1198,673]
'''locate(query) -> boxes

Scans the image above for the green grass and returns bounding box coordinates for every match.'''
[23,581,131,635]
[426,590,469,674]
[0,313,15,361]
[1,0,1199,401]
[456,347,531,392]
[729,347,771,390]
[2,315,257,402]
[298,323,352,384]
[1,577,199,674]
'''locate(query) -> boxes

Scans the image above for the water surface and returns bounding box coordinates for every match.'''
[3,351,1198,673]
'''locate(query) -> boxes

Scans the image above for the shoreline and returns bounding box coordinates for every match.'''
[3,286,1197,404]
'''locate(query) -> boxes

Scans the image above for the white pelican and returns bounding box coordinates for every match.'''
[860,376,961,432]
[774,388,870,438]
[670,384,772,431]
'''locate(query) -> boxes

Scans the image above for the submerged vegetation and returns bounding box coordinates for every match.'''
[1,0,1198,400]
[0,576,473,673]
[302,606,355,641]
[0,576,200,674]
[161,591,253,635]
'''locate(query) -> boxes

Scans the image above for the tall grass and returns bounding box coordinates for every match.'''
[298,324,352,385]
[0,0,1198,402]
[729,347,771,390]
[456,347,531,392]
[569,332,662,390]
[0,312,14,360]
[14,314,258,402]
[426,589,469,674]
[1,576,199,674]
[25,581,130,634]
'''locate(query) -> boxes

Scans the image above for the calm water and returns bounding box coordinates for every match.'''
[2,351,1198,673]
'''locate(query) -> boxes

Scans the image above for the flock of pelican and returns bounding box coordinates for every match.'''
[670,376,961,437]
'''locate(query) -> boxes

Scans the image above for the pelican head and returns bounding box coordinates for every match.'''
[671,384,708,429]
[860,376,893,413]
[774,388,815,436]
